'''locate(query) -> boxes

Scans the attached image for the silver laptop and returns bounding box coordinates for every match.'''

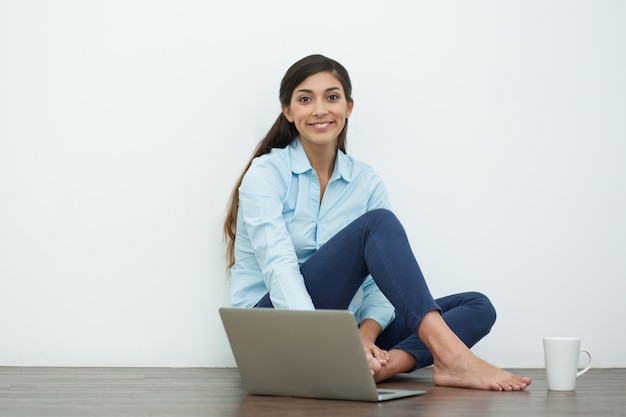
[219,307,426,402]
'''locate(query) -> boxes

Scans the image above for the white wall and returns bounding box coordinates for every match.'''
[1,0,624,368]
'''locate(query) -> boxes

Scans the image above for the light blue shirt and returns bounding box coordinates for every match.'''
[230,138,395,328]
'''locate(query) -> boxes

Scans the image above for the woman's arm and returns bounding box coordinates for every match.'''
[237,156,315,310]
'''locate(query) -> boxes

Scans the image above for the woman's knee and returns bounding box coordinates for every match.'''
[363,208,403,231]
[468,291,497,329]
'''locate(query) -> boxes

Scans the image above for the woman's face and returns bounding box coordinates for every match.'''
[282,71,353,151]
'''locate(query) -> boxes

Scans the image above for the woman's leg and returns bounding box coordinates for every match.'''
[257,209,531,391]
[300,209,440,330]
[373,292,497,382]
[301,210,531,390]
[376,292,497,369]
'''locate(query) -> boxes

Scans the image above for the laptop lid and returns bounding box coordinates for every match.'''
[219,307,426,402]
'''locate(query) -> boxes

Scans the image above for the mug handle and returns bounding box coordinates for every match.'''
[577,348,592,377]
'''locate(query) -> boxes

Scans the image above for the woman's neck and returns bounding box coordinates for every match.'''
[301,141,337,201]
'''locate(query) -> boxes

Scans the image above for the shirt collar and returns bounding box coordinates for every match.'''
[289,138,352,183]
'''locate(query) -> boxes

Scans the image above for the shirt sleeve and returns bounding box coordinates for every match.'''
[354,171,396,329]
[238,157,315,310]
[357,276,396,328]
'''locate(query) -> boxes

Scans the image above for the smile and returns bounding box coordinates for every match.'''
[309,122,333,129]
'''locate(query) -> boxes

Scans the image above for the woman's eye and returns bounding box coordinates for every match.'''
[298,96,311,103]
[328,94,340,101]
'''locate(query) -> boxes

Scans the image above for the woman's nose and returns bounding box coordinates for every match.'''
[313,100,328,116]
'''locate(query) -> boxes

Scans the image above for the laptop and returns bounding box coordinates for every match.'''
[219,307,426,402]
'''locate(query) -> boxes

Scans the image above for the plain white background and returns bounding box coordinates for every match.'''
[1,0,624,368]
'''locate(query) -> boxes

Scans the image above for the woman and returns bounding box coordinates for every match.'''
[223,54,531,391]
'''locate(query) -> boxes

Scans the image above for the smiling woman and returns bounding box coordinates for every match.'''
[222,54,532,391]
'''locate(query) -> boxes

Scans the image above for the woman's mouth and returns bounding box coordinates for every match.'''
[309,122,333,129]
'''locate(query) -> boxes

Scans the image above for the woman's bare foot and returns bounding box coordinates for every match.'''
[432,350,532,391]
[373,349,416,383]
[419,311,532,391]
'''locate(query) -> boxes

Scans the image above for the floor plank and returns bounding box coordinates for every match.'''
[0,367,624,417]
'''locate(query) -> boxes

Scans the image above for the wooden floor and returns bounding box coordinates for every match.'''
[1,367,625,417]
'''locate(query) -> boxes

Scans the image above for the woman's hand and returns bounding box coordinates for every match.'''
[358,319,390,374]
[362,340,390,374]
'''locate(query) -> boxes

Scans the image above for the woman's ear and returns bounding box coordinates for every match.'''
[346,100,354,119]
[282,105,293,123]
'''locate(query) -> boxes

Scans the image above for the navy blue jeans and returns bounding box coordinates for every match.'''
[255,209,496,369]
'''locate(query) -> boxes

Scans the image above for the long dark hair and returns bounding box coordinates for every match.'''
[223,54,353,269]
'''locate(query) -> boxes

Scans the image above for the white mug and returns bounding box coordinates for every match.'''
[543,337,592,391]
